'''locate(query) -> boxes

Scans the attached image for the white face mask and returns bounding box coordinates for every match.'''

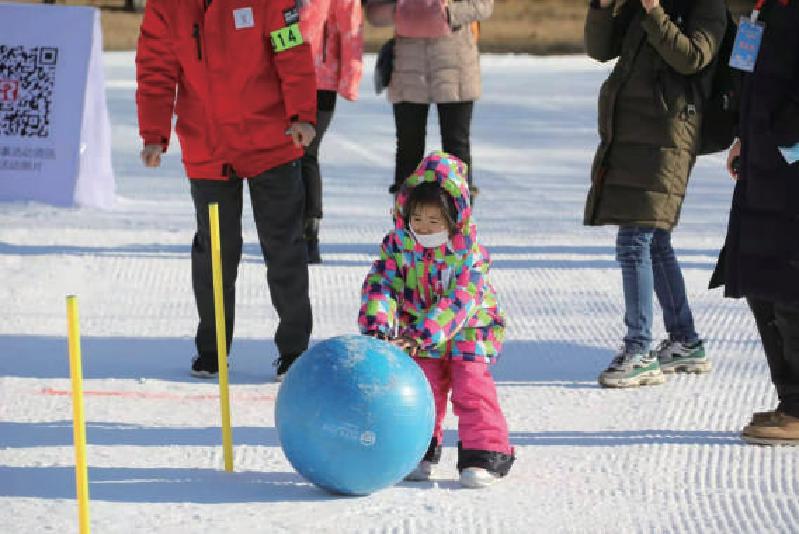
[411,229,449,249]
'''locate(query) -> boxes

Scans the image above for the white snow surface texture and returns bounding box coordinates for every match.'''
[1,53,797,534]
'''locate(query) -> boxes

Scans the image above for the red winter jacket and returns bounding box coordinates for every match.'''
[136,0,317,180]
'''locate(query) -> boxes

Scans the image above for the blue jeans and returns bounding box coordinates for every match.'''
[616,227,699,353]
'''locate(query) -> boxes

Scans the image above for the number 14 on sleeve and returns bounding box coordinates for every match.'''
[271,23,303,53]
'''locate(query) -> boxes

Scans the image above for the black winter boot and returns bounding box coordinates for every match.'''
[423,437,443,463]
[456,441,515,477]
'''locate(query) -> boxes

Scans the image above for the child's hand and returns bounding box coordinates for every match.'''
[367,331,388,341]
[390,336,419,356]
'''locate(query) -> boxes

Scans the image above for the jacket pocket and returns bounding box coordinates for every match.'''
[174,118,215,166]
[653,72,669,115]
[245,118,294,153]
[172,36,194,58]
[171,20,204,61]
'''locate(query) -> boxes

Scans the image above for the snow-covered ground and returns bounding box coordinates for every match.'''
[1,53,797,533]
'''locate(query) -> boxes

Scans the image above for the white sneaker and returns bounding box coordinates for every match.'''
[404,460,434,482]
[459,467,500,489]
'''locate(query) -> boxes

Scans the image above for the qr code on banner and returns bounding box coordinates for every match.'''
[0,45,59,138]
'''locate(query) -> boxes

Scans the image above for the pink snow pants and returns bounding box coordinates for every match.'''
[414,356,512,455]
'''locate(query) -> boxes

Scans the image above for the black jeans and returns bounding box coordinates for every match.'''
[190,160,312,360]
[747,297,799,417]
[392,101,474,188]
[301,90,337,220]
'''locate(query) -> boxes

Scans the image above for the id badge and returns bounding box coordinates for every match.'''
[233,7,255,30]
[729,17,765,72]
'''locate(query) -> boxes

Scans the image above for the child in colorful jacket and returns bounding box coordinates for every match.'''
[358,151,514,488]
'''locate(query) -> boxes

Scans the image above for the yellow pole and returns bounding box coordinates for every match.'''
[66,295,90,534]
[209,202,234,472]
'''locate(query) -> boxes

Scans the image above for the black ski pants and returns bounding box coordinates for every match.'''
[392,101,474,188]
[190,160,312,360]
[301,90,337,220]
[747,297,799,418]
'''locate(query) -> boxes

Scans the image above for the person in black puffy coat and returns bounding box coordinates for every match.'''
[711,0,799,445]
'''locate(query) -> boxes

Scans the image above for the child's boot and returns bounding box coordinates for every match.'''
[456,442,514,489]
[404,437,442,482]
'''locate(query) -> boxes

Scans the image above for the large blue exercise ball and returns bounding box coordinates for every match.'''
[275,334,435,495]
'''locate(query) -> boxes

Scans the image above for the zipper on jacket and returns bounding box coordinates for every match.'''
[322,23,328,62]
[192,23,203,61]
[422,250,434,306]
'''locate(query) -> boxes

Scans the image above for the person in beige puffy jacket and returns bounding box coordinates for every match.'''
[366,0,492,197]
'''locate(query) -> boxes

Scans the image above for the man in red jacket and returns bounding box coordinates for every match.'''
[136,0,317,380]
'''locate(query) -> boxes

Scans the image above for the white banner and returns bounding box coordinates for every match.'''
[0,3,115,208]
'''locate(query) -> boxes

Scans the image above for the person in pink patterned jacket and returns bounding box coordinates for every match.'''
[358,151,514,489]
[299,0,364,263]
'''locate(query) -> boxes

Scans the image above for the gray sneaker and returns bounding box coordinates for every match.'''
[654,339,711,374]
[598,349,665,388]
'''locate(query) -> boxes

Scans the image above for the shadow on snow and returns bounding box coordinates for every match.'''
[0,465,332,503]
[0,336,611,383]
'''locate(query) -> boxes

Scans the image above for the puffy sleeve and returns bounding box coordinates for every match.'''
[135,0,179,150]
[358,233,403,337]
[640,0,727,75]
[447,0,493,28]
[267,0,318,124]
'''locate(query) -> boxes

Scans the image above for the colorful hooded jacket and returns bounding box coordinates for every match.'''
[358,151,505,363]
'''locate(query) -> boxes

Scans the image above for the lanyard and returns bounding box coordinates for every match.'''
[751,0,790,21]
[752,0,767,21]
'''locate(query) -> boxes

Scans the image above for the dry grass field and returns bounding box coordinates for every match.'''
[12,0,751,54]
